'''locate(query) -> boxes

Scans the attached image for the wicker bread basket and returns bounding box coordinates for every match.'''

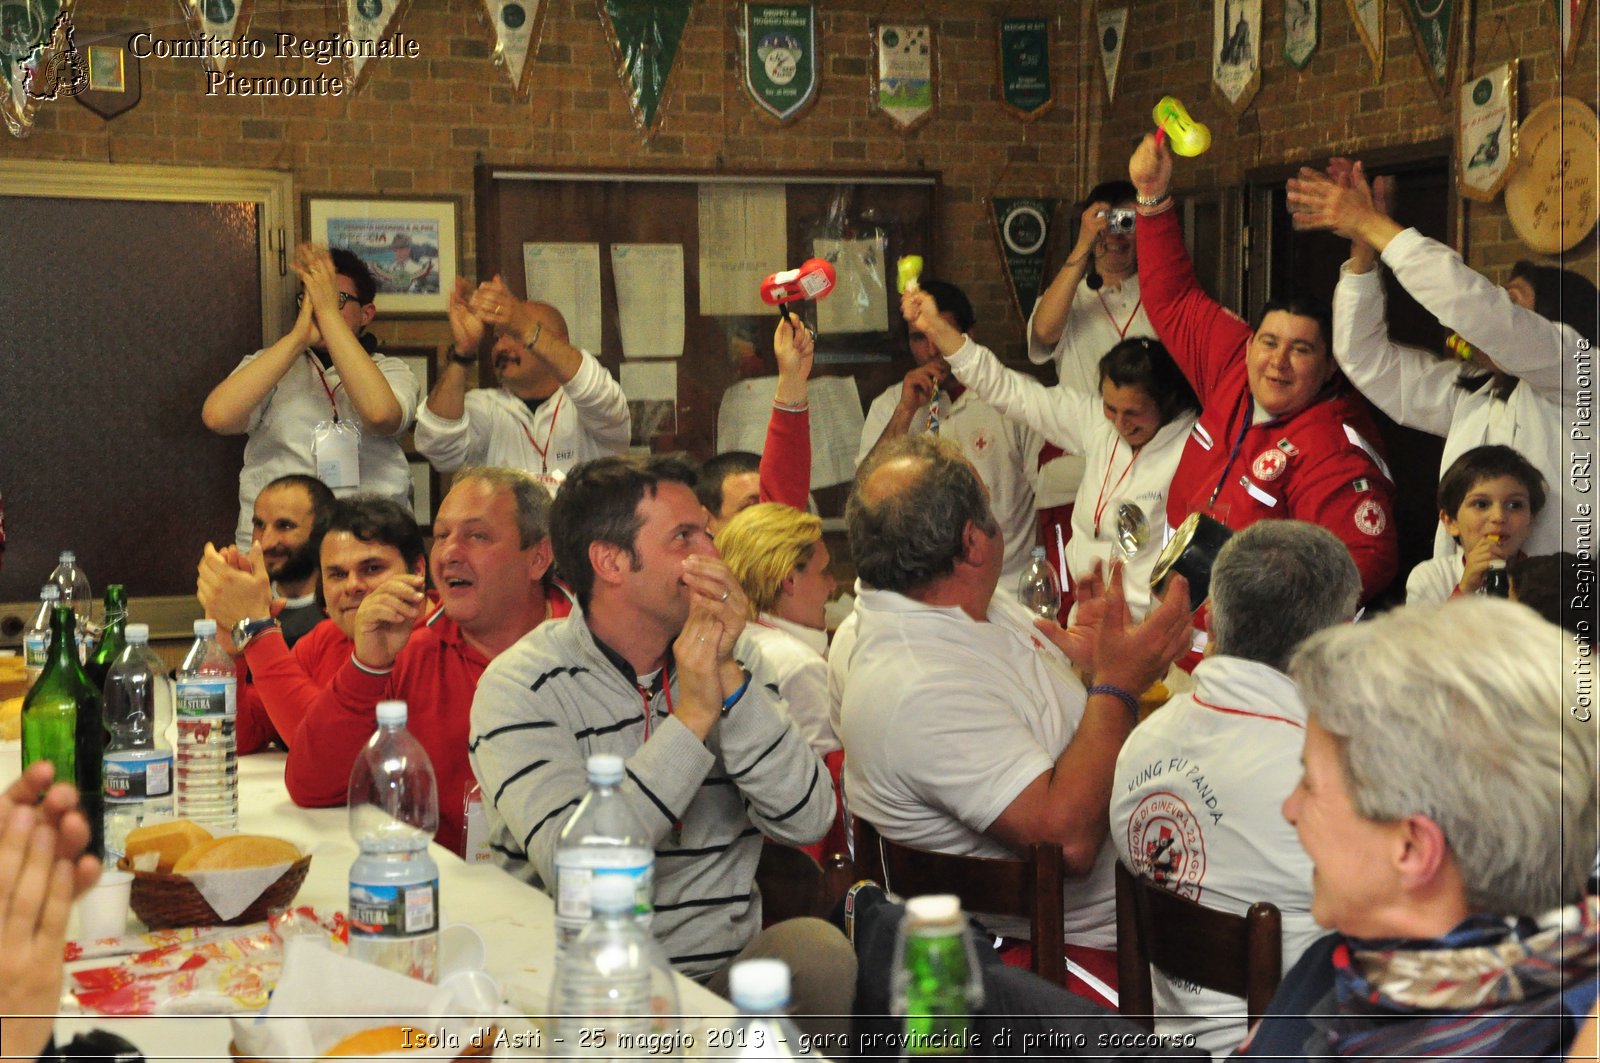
[229,1026,498,1062]
[121,855,312,929]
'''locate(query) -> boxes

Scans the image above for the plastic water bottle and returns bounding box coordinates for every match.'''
[720,959,807,1059]
[48,550,93,660]
[551,872,679,1058]
[347,700,440,983]
[175,618,238,831]
[23,584,58,688]
[102,624,176,863]
[1016,545,1062,619]
[891,895,985,1058]
[553,753,653,953]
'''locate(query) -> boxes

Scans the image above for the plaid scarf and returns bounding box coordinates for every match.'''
[1324,896,1599,1059]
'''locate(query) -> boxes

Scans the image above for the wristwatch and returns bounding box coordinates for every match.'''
[231,616,278,651]
[448,350,478,366]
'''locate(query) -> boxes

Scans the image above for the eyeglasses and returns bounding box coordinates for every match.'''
[296,291,362,309]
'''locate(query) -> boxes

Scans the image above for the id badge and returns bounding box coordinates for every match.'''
[463,782,493,864]
[532,467,566,496]
[312,420,360,491]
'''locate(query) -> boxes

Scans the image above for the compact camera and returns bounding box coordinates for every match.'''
[1099,208,1136,234]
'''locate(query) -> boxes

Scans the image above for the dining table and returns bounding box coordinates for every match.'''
[2,741,736,1061]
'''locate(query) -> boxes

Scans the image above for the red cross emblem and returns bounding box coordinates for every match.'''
[972,432,990,452]
[1252,448,1288,482]
[1354,499,1387,536]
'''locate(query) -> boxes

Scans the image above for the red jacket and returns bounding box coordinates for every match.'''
[283,584,574,856]
[1138,207,1398,602]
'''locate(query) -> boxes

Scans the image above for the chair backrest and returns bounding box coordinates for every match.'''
[852,816,1066,986]
[1114,861,1283,1030]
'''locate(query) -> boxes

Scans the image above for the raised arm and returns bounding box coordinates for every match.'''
[202,298,316,435]
[296,245,406,435]
[761,312,813,509]
[425,278,487,423]
[1029,201,1113,354]
[1129,134,1251,404]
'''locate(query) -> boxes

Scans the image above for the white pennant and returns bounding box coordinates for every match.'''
[1097,7,1128,103]
[486,0,541,97]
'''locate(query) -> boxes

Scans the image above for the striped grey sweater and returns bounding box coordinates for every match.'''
[468,610,834,979]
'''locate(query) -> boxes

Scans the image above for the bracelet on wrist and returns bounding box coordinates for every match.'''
[1136,189,1172,207]
[1087,682,1141,719]
[722,669,752,712]
[772,397,809,413]
[522,322,543,353]
[449,351,478,366]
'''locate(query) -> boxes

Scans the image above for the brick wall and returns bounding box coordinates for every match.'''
[5,0,1594,358]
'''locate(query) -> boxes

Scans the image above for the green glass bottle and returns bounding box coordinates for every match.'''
[895,894,982,1057]
[21,603,106,860]
[85,583,128,691]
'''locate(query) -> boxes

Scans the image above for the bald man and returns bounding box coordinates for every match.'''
[414,276,630,493]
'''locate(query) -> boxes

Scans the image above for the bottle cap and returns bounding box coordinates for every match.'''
[376,700,408,726]
[193,618,218,636]
[728,959,791,1011]
[126,623,150,644]
[1488,559,1508,570]
[904,894,963,927]
[589,872,637,914]
[1030,545,1047,559]
[586,753,625,784]
[59,550,75,563]
[40,584,59,600]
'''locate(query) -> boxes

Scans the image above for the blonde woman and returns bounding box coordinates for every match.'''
[718,503,838,758]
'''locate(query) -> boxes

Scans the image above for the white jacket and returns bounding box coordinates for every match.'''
[945,336,1194,619]
[413,350,629,480]
[1333,228,1586,558]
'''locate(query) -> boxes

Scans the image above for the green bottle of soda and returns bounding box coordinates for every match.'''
[895,894,983,1057]
[85,583,129,691]
[21,603,106,860]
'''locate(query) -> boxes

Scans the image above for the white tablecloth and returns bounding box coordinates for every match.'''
[2,741,733,1061]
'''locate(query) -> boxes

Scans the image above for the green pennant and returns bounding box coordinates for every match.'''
[599,0,693,134]
[991,197,1058,323]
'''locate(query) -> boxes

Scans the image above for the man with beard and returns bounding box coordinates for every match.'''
[413,276,629,494]
[248,475,336,646]
[203,243,418,549]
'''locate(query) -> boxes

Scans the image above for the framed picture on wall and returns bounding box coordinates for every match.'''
[303,194,462,317]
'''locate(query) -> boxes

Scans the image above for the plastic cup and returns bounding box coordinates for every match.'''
[437,922,487,981]
[77,869,133,940]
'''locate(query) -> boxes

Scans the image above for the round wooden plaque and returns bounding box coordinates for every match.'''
[1504,96,1599,254]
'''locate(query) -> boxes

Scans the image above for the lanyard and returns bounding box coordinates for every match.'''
[1207,391,1256,509]
[1097,292,1143,341]
[519,393,564,473]
[1092,444,1141,535]
[638,668,674,741]
[305,353,342,421]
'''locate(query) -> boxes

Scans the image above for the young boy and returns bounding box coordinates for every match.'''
[1406,444,1546,604]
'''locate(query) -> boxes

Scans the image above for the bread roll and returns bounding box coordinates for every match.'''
[125,819,213,873]
[172,833,300,873]
[321,1025,432,1057]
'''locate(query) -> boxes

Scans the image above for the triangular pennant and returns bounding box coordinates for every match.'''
[991,197,1058,325]
[1097,7,1127,103]
[1456,59,1517,203]
[742,3,817,123]
[1557,0,1592,66]
[1284,0,1319,69]
[177,0,256,75]
[1399,0,1460,105]
[1345,0,1384,80]
[485,0,545,97]
[598,0,693,136]
[1,0,84,138]
[873,22,934,131]
[1212,0,1261,114]
[342,0,412,95]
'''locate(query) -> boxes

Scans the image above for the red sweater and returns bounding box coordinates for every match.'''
[1138,207,1399,601]
[759,405,810,509]
[283,585,574,856]
[236,621,351,755]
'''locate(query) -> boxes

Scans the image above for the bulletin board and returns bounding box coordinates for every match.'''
[474,165,940,462]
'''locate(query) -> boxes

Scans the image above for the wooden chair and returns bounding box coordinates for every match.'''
[851,816,1066,986]
[1114,861,1283,1031]
[755,841,855,925]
